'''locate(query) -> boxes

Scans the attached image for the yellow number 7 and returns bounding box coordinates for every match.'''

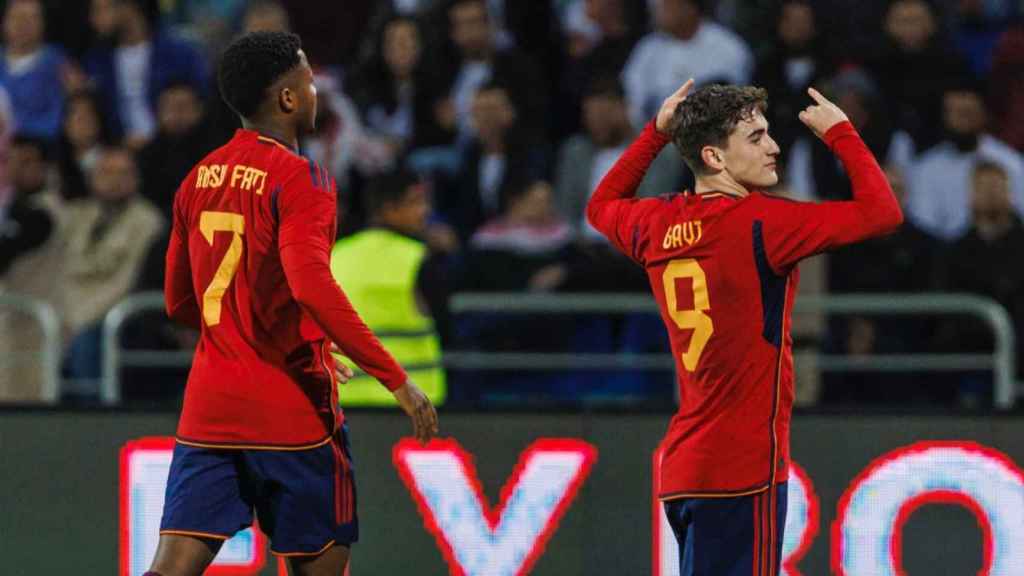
[199,211,245,326]
[662,259,714,371]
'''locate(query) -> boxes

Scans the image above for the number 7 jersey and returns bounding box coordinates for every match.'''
[165,129,407,449]
[587,121,902,498]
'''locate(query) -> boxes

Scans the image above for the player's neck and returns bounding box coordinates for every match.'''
[242,119,298,151]
[694,174,749,198]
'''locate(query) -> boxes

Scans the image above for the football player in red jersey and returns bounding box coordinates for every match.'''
[587,79,902,576]
[148,31,438,576]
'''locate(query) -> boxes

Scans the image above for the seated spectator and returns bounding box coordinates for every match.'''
[823,166,943,405]
[463,179,574,292]
[62,145,164,396]
[754,0,833,168]
[56,90,110,201]
[939,161,1024,407]
[138,81,215,219]
[330,170,449,406]
[555,76,682,238]
[0,134,65,401]
[0,0,78,140]
[433,0,548,144]
[82,0,208,147]
[442,81,547,240]
[621,0,753,130]
[350,14,441,156]
[865,0,969,153]
[559,0,643,138]
[905,78,1024,241]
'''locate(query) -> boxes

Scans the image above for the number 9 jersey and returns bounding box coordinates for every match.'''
[587,121,902,500]
[165,129,407,449]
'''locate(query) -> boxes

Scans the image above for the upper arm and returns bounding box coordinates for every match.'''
[758,196,871,273]
[278,160,337,253]
[600,197,663,264]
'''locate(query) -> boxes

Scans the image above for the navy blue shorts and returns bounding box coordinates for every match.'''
[664,482,787,576]
[159,426,358,556]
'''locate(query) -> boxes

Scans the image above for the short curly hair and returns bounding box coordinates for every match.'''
[218,31,302,119]
[671,84,768,175]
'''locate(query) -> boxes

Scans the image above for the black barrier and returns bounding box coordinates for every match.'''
[0,411,1022,575]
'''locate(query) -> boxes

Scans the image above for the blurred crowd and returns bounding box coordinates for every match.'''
[1,0,1023,408]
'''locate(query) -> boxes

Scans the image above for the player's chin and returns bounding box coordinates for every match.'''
[754,170,779,188]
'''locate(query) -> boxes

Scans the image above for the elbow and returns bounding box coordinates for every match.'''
[585,201,602,229]
[882,201,904,234]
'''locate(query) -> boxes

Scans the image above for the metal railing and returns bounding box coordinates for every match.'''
[448,292,1018,409]
[98,291,1018,409]
[0,293,61,403]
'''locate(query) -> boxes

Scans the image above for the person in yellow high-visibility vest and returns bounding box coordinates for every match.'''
[330,170,448,406]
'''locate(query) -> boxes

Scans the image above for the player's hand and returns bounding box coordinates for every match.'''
[655,78,695,134]
[798,87,850,140]
[393,380,439,445]
[328,343,356,385]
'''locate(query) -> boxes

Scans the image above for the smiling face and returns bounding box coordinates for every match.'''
[710,111,781,189]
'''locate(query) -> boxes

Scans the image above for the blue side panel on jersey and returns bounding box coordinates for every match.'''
[270,184,282,223]
[752,220,786,347]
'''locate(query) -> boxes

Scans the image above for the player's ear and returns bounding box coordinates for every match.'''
[700,145,725,172]
[278,86,297,114]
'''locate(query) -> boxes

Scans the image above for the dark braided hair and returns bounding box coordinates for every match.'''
[671,84,768,175]
[218,31,302,119]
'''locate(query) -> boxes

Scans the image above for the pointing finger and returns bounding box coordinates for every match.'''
[674,78,695,100]
[807,86,828,105]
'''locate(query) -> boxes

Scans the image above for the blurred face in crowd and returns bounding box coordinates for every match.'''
[90,148,138,202]
[510,181,555,225]
[835,90,870,129]
[113,0,149,39]
[471,87,515,143]
[90,0,117,38]
[583,92,630,147]
[158,85,203,137]
[656,0,701,36]
[243,2,289,33]
[584,0,623,26]
[778,1,815,50]
[943,90,987,137]
[383,19,421,80]
[8,143,47,195]
[886,0,936,51]
[4,0,44,53]
[712,111,781,188]
[64,95,102,150]
[971,165,1012,221]
[382,183,430,235]
[450,0,492,60]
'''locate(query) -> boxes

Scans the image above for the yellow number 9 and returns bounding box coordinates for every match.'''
[662,259,714,371]
[199,211,245,326]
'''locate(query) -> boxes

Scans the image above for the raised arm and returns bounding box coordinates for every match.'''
[761,88,904,272]
[586,79,693,258]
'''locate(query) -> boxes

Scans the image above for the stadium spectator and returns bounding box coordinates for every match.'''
[865,0,969,153]
[277,0,374,69]
[559,0,643,138]
[434,0,547,142]
[939,160,1024,405]
[823,166,942,404]
[82,0,208,147]
[988,22,1024,152]
[241,0,290,34]
[951,0,1006,77]
[554,76,682,238]
[905,78,1024,241]
[61,145,164,393]
[621,0,753,130]
[463,179,573,292]
[162,0,248,61]
[0,135,65,401]
[0,0,78,140]
[0,86,13,205]
[56,90,109,201]
[138,81,214,219]
[753,0,832,169]
[443,81,547,240]
[349,14,440,156]
[330,170,449,405]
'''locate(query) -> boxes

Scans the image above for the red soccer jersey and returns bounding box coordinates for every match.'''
[165,129,407,448]
[587,121,902,498]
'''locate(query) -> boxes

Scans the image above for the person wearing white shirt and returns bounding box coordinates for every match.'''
[905,82,1024,241]
[621,0,753,130]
